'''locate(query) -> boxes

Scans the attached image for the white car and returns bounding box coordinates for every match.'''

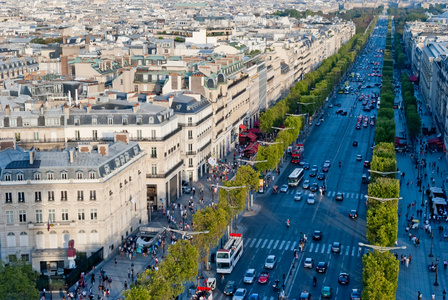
[303,258,314,268]
[243,269,256,284]
[280,184,289,193]
[265,255,277,269]
[307,194,316,205]
[233,288,247,300]
[356,154,362,161]
[294,191,303,201]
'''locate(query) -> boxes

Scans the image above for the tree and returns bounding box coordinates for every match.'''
[259,110,275,133]
[0,259,40,300]
[362,251,399,300]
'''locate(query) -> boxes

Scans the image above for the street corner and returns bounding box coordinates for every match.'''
[242,204,261,217]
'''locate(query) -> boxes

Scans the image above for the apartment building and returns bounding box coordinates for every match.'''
[0,140,147,272]
[0,57,39,87]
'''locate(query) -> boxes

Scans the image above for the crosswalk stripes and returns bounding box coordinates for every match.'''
[315,243,320,253]
[321,244,326,254]
[278,240,285,250]
[283,189,365,200]
[249,238,256,247]
[255,239,263,248]
[327,244,331,254]
[273,240,279,250]
[284,241,291,251]
[291,241,297,251]
[267,240,274,249]
[352,247,356,256]
[309,243,314,252]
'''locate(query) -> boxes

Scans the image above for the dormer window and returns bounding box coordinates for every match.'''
[148,117,154,124]
[120,155,125,165]
[122,116,128,125]
[34,172,41,180]
[74,117,80,126]
[61,172,68,180]
[124,152,130,162]
[17,174,24,181]
[76,172,83,180]
[104,164,110,174]
[4,174,11,181]
[133,147,139,155]
[47,172,54,180]
[89,171,96,179]
[115,158,120,167]
[108,116,113,125]
[136,116,142,125]
[92,117,97,125]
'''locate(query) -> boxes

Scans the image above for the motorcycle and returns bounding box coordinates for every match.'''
[428,264,436,272]
[273,280,280,291]
[286,220,290,228]
[313,277,317,287]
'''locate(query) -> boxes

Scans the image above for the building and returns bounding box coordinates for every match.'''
[0,139,147,272]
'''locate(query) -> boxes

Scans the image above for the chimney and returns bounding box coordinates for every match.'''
[63,36,67,44]
[63,104,70,117]
[78,143,92,153]
[133,103,139,113]
[98,144,109,156]
[86,35,90,45]
[39,104,44,115]
[4,105,10,116]
[29,148,36,165]
[114,132,129,144]
[86,104,91,113]
[68,148,75,164]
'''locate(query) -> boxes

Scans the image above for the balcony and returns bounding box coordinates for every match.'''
[186,151,196,156]
[145,160,184,179]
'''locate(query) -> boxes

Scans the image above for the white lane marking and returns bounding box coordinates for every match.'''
[273,240,279,250]
[327,244,331,254]
[321,244,326,253]
[267,240,274,249]
[246,238,252,246]
[291,241,297,251]
[355,193,359,199]
[345,246,350,256]
[309,243,314,252]
[250,238,257,247]
[352,247,356,256]
[256,239,263,248]
[261,239,268,249]
[315,243,320,253]
[278,240,286,250]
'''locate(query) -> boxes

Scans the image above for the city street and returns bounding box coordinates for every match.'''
[211,14,389,300]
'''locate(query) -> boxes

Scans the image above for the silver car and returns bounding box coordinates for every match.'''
[303,258,314,268]
[243,269,256,284]
[294,191,303,201]
[233,288,247,300]
[264,255,276,269]
[307,193,316,204]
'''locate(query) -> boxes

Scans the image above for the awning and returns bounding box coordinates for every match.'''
[244,142,259,153]
[409,75,418,83]
[432,197,447,205]
[248,127,261,134]
[254,120,260,127]
[239,124,247,130]
[428,137,443,144]
[247,132,257,141]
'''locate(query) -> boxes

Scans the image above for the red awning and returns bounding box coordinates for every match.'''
[428,137,443,144]
[254,120,260,127]
[247,132,257,141]
[239,124,247,130]
[409,75,418,83]
[248,127,261,134]
[244,142,259,153]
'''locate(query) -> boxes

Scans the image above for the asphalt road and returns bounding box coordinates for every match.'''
[213,14,389,300]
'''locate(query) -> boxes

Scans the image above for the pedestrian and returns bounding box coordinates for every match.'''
[432,293,436,300]
[409,254,412,264]
[128,268,130,279]
[114,258,117,267]
[400,254,404,264]
[405,257,409,267]
[444,259,447,270]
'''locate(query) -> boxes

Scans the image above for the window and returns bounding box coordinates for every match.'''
[10,119,16,127]
[35,210,43,223]
[189,158,193,167]
[188,144,193,152]
[5,192,12,203]
[78,209,85,221]
[92,118,97,125]
[61,172,67,180]
[6,211,13,224]
[90,190,96,200]
[151,164,157,175]
[77,191,84,201]
[18,192,25,203]
[35,191,41,202]
[33,132,39,141]
[48,191,54,201]
[48,209,55,222]
[62,209,68,221]
[122,117,128,125]
[134,85,138,92]
[17,174,24,181]
[77,172,83,180]
[188,117,192,125]
[90,208,97,220]
[15,133,20,141]
[108,117,113,125]
[74,117,80,125]
[75,130,80,140]
[47,173,54,180]
[188,130,193,139]
[61,191,67,201]
[4,174,10,181]
[151,147,157,158]
[137,130,142,139]
[19,210,26,223]
[136,117,142,125]
[34,173,41,180]
[21,254,29,262]
[151,130,156,139]
[89,172,96,179]
[93,130,98,140]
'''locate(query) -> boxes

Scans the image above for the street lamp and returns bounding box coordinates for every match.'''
[429,231,434,257]
[271,127,295,131]
[434,256,440,286]
[257,141,284,146]
[358,242,406,253]
[368,170,402,177]
[364,195,402,204]
[238,159,267,165]
[212,184,246,230]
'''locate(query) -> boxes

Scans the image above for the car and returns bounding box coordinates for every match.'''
[307,194,316,204]
[182,186,191,193]
[312,230,322,241]
[322,160,331,172]
[350,210,358,219]
[336,109,343,114]
[317,173,326,180]
[321,286,333,298]
[365,85,372,88]
[364,160,371,168]
[350,289,362,300]
[316,262,328,273]
[361,174,370,184]
[310,182,319,192]
[299,291,311,300]
[303,258,314,268]
[265,255,276,269]
[335,192,344,201]
[341,111,348,116]
[258,272,270,284]
[310,168,318,177]
[356,154,362,161]
[224,281,237,296]
[328,104,333,108]
[280,184,289,193]
[302,180,310,189]
[233,288,247,300]
[353,141,358,146]
[294,191,303,201]
[331,242,341,253]
[315,121,321,126]
[356,124,361,130]
[338,273,350,285]
[303,162,310,170]
[334,103,342,107]
[249,294,260,300]
[243,269,256,284]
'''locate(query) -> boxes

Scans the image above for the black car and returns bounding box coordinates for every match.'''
[310,169,318,177]
[341,111,348,116]
[316,262,328,273]
[303,163,310,170]
[336,109,343,114]
[334,103,342,107]
[335,192,344,201]
[331,242,341,253]
[317,173,326,180]
[312,230,322,241]
[310,182,319,192]
[338,273,350,285]
[353,141,358,146]
[224,281,237,295]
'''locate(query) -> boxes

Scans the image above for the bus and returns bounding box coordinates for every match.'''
[291,144,304,164]
[288,168,304,187]
[216,233,243,274]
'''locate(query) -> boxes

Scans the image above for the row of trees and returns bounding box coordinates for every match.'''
[362,17,400,300]
[401,74,421,139]
[125,166,260,299]
[374,17,396,145]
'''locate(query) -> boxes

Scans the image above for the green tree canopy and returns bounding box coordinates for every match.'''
[0,259,40,300]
